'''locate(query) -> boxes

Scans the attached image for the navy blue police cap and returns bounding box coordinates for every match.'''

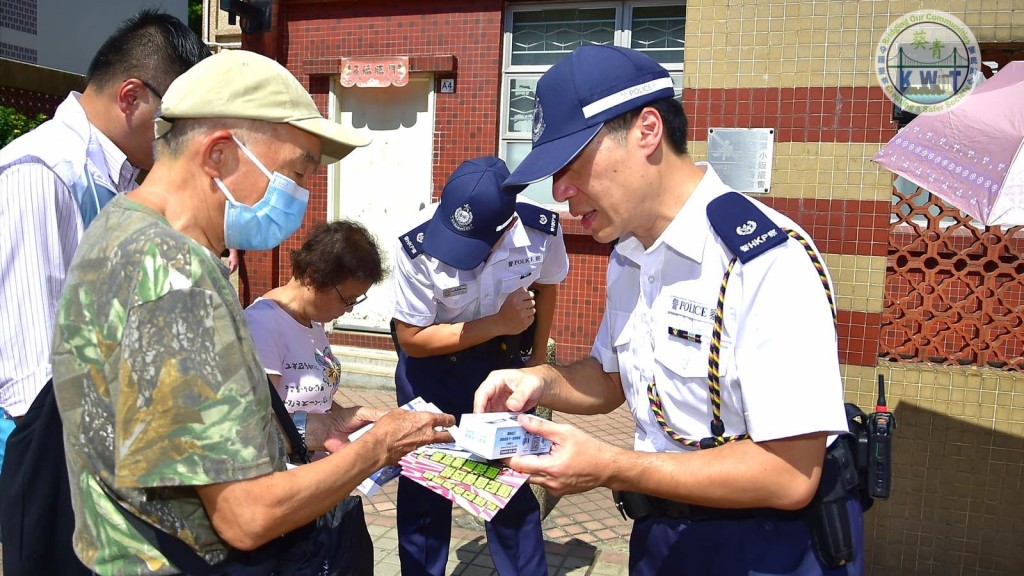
[422,156,523,270]
[504,45,675,189]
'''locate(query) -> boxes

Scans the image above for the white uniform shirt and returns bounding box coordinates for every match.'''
[0,93,139,416]
[391,199,569,327]
[592,163,848,453]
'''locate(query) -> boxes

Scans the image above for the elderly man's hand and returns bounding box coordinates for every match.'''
[363,409,456,466]
[316,402,386,454]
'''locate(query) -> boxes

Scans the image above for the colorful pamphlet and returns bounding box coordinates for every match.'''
[350,398,542,517]
[399,446,530,521]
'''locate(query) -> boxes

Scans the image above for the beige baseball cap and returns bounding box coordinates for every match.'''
[154,50,370,164]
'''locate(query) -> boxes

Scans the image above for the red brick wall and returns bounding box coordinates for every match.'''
[241,0,508,323]
[244,0,896,368]
[242,0,622,363]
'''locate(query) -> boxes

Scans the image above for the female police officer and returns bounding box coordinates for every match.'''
[389,156,569,576]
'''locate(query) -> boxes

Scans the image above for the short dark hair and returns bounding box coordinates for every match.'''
[603,97,688,156]
[86,8,210,95]
[290,221,386,290]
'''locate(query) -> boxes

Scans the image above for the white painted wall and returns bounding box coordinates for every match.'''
[0,0,188,74]
[328,75,436,333]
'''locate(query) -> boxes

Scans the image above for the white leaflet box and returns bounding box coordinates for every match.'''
[455,412,552,460]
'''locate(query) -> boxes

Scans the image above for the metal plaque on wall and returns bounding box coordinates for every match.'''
[706,128,775,194]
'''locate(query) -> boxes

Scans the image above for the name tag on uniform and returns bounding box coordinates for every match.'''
[443,284,468,298]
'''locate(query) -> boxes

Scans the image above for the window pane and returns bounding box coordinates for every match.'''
[507,77,538,134]
[631,5,685,65]
[511,7,616,66]
[506,141,559,207]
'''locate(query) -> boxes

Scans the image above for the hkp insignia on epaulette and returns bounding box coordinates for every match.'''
[398,221,429,259]
[515,202,559,236]
[706,192,786,263]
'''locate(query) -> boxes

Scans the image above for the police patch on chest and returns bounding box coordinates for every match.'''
[667,297,715,321]
[443,284,469,298]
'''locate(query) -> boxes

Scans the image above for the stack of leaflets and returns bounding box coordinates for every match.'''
[350,398,550,520]
[398,446,530,522]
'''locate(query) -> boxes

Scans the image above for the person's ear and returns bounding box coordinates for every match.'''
[116,80,146,116]
[636,107,664,158]
[201,130,237,180]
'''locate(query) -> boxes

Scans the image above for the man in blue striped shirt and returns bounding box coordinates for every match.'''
[0,9,208,427]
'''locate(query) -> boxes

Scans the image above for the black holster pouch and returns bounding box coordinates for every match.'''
[613,490,657,520]
[805,435,860,569]
[495,319,537,368]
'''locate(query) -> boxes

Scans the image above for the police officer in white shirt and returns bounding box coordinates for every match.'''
[390,156,569,576]
[473,46,863,575]
[0,10,208,424]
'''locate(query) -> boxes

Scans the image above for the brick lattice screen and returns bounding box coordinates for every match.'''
[882,183,1024,370]
[0,85,63,117]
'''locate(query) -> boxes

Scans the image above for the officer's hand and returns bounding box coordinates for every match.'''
[362,409,455,466]
[317,403,387,453]
[495,287,536,335]
[473,368,544,413]
[507,414,620,497]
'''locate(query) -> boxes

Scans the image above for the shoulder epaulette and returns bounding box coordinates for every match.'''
[398,221,429,259]
[706,192,787,264]
[516,202,559,236]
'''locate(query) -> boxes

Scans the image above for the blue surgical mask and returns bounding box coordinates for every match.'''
[213,135,310,250]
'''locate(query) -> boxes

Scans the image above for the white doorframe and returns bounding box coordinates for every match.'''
[327,74,436,333]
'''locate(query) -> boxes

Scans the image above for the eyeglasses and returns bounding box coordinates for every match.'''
[139,79,163,99]
[334,286,368,308]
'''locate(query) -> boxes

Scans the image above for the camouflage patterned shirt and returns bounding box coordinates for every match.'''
[52,194,286,575]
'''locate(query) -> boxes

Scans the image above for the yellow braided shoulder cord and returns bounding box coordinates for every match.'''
[647,228,835,450]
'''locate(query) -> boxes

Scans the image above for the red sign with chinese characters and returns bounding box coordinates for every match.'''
[339,57,409,87]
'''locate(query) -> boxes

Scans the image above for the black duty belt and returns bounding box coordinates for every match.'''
[613,490,803,522]
[443,335,524,367]
[392,319,530,368]
[443,337,501,363]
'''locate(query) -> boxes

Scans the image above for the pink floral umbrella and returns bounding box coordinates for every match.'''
[874,61,1024,226]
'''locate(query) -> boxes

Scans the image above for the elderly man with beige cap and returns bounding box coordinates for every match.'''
[50,50,455,575]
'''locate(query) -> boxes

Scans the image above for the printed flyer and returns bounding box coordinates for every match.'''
[399,447,530,521]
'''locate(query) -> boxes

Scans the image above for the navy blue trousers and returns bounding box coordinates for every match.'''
[395,348,548,576]
[628,494,864,576]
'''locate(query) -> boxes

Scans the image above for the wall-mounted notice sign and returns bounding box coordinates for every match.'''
[707,128,775,194]
[340,57,409,88]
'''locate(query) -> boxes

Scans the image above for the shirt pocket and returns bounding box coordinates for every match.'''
[655,316,713,378]
[500,275,530,296]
